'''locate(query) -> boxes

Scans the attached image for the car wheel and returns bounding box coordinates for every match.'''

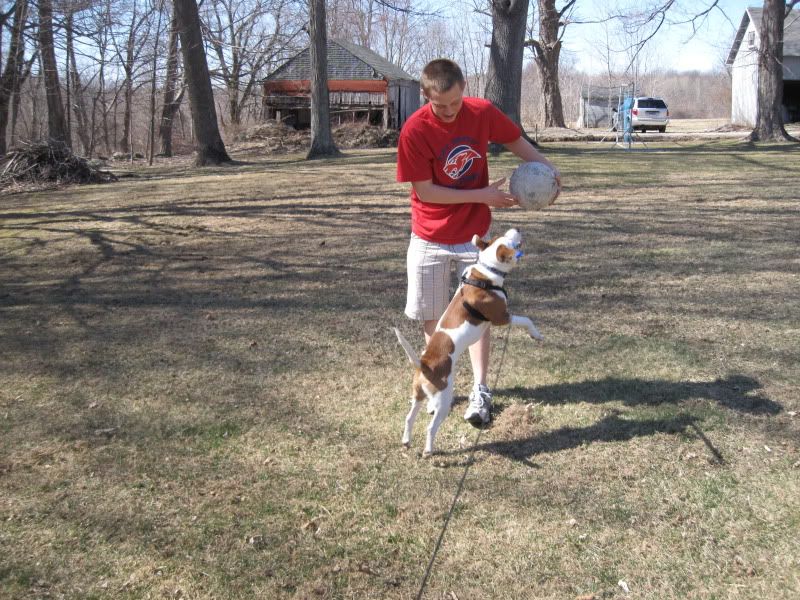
[658,126,666,133]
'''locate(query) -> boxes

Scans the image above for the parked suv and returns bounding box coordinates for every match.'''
[632,97,669,132]
[612,97,670,133]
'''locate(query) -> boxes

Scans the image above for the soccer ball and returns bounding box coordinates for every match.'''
[509,162,559,210]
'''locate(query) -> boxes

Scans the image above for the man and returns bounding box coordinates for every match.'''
[396,58,560,426]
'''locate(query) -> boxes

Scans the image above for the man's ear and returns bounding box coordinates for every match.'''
[472,234,488,250]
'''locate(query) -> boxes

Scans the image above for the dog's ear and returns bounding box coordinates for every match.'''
[472,234,489,250]
[497,245,515,263]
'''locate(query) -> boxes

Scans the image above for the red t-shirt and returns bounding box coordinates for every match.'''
[396,97,521,244]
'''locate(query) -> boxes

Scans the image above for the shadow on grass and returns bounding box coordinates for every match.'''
[499,374,781,415]
[431,374,782,467]
[438,374,782,467]
[444,411,725,468]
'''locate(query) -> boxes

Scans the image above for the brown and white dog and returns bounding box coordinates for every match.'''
[394,228,543,455]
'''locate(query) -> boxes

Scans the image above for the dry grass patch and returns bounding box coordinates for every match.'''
[1,141,799,599]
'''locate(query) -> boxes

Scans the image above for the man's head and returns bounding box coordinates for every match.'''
[421,59,466,124]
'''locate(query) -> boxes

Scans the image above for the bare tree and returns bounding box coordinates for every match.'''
[327,0,376,47]
[483,0,528,132]
[159,13,185,156]
[375,0,422,73]
[526,0,577,128]
[0,0,28,154]
[454,8,489,97]
[173,0,231,165]
[306,0,340,158]
[9,51,37,148]
[412,17,454,69]
[38,0,70,144]
[202,0,303,132]
[65,3,98,155]
[751,0,799,141]
[328,0,443,75]
[110,0,155,155]
[148,0,166,164]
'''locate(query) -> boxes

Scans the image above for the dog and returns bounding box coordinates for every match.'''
[394,228,543,455]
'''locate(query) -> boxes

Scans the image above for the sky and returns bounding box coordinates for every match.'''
[545,0,757,73]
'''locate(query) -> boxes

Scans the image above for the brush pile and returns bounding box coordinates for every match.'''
[334,122,398,149]
[0,142,117,189]
[234,120,399,154]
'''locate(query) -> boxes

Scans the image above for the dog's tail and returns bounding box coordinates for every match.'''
[393,327,421,368]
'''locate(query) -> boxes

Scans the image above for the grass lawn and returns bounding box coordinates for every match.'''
[1,139,799,599]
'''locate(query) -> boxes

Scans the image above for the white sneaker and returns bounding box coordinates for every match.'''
[464,384,492,427]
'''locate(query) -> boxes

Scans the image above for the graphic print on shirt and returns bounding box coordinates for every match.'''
[443,144,481,180]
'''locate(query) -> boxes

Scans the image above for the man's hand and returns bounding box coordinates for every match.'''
[484,178,519,208]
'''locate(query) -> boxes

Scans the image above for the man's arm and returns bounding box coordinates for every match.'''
[412,179,517,208]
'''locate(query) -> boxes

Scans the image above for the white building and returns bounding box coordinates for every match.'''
[726,7,800,126]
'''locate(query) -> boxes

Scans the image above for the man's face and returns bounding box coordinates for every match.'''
[425,84,464,123]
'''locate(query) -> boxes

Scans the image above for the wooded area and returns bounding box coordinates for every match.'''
[0,0,794,166]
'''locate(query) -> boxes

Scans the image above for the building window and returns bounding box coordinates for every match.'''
[747,31,756,48]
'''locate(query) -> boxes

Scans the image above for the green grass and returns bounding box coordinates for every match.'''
[1,139,799,599]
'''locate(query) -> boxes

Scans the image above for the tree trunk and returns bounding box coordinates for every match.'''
[38,0,70,145]
[306,0,340,159]
[529,0,566,128]
[67,12,92,155]
[11,53,36,148]
[99,68,111,156]
[149,4,165,165]
[159,15,184,157]
[173,0,231,165]
[229,84,241,128]
[0,0,27,155]
[119,4,137,156]
[750,0,795,141]
[484,0,527,128]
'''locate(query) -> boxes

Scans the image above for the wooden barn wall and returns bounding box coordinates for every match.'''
[388,80,420,128]
[262,78,419,129]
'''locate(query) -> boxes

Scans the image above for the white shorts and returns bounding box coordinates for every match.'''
[404,233,479,321]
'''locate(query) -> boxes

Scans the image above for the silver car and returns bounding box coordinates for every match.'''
[612,97,670,133]
[631,97,669,133]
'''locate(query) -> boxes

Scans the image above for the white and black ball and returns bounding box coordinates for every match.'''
[509,162,559,210]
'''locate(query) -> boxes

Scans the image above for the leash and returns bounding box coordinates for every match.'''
[414,325,512,600]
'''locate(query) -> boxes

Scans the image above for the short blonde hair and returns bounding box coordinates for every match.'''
[420,59,465,95]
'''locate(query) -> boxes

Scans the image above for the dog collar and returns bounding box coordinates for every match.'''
[476,262,509,278]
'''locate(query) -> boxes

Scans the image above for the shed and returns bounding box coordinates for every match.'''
[262,39,419,130]
[726,7,800,126]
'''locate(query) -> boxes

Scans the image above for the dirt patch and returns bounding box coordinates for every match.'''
[491,403,539,440]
